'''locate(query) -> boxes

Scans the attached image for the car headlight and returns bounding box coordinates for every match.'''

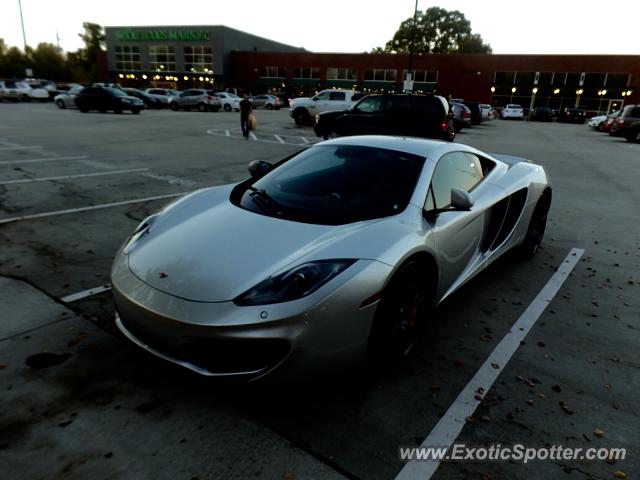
[123,214,158,254]
[121,98,132,104]
[234,259,356,306]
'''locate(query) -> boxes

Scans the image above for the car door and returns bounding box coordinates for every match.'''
[424,151,491,296]
[337,95,384,136]
[253,95,265,108]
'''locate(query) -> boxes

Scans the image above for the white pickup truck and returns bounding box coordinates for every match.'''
[289,89,360,125]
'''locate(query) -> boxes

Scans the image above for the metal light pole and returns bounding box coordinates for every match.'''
[405,0,419,92]
[18,0,27,51]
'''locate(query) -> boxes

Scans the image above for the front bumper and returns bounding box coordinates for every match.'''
[111,252,391,381]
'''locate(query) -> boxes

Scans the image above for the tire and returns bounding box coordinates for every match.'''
[197,103,207,112]
[266,104,273,110]
[170,102,178,111]
[367,257,435,370]
[56,100,66,109]
[224,103,232,112]
[518,190,552,259]
[114,108,122,114]
[626,130,640,143]
[99,109,107,114]
[293,108,311,126]
[131,108,141,115]
[79,108,89,113]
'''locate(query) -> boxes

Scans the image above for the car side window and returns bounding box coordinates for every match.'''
[315,92,331,101]
[430,152,485,208]
[330,92,345,101]
[356,96,383,113]
[631,107,640,117]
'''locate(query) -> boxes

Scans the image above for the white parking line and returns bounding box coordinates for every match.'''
[61,284,112,303]
[395,248,585,480]
[0,155,88,166]
[249,132,258,140]
[225,130,230,137]
[0,192,189,225]
[274,134,285,144]
[0,168,149,185]
[0,145,43,151]
[301,137,310,144]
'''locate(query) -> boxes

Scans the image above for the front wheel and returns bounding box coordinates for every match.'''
[625,130,640,143]
[293,108,311,126]
[170,102,178,111]
[518,190,552,258]
[56,100,66,109]
[367,258,435,370]
[224,104,232,112]
[131,108,141,115]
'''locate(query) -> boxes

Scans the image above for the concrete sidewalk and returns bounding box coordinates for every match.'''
[0,277,347,480]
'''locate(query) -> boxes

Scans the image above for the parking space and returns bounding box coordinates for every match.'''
[0,103,638,479]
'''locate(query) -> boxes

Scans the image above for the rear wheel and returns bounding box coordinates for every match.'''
[625,130,640,143]
[56,100,65,109]
[266,104,273,110]
[224,103,232,112]
[79,108,89,113]
[170,102,178,111]
[367,258,435,370]
[131,108,141,115]
[293,108,311,126]
[198,103,207,112]
[114,108,122,114]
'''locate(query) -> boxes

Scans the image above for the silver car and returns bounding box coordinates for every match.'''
[252,94,281,110]
[54,85,84,109]
[113,136,551,381]
[144,88,179,106]
[0,80,20,102]
[169,89,221,112]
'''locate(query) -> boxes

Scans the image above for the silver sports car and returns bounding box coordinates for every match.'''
[112,136,551,381]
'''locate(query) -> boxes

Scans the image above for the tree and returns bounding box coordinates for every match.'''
[380,7,491,54]
[29,43,70,80]
[74,22,106,81]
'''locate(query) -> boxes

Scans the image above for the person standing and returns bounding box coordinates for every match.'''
[240,94,253,139]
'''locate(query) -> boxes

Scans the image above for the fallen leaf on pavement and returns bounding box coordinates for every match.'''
[559,401,574,415]
[613,471,627,479]
[594,428,605,437]
[552,385,562,393]
[491,362,500,369]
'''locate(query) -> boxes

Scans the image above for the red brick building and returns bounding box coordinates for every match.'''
[231,51,639,113]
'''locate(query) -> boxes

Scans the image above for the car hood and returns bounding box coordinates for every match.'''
[127,185,410,302]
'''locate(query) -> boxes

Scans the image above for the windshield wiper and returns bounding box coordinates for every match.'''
[247,186,286,215]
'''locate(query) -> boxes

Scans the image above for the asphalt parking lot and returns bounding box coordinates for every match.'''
[1,103,638,480]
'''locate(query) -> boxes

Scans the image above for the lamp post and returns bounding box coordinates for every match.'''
[575,89,583,108]
[406,0,419,92]
[529,87,538,113]
[18,0,27,51]
[510,86,516,103]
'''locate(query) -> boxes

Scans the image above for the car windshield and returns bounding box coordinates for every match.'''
[236,145,425,225]
[16,82,30,89]
[507,104,522,109]
[105,87,126,97]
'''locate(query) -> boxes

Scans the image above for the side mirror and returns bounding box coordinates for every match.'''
[450,188,474,210]
[248,160,272,177]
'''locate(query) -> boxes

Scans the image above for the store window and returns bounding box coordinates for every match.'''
[402,70,438,82]
[259,66,282,77]
[364,68,397,82]
[292,67,320,79]
[148,45,176,72]
[326,68,357,80]
[115,46,141,71]
[184,46,213,73]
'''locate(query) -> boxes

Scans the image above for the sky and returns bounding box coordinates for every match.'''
[2,0,639,55]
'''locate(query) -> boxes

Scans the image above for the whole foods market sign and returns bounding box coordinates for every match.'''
[116,29,210,42]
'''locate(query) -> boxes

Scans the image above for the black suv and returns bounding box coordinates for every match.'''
[75,86,145,114]
[314,94,454,141]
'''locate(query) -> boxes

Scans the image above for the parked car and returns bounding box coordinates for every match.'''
[122,88,164,109]
[450,102,472,132]
[609,104,640,138]
[501,104,524,120]
[559,108,587,124]
[112,136,551,381]
[75,86,145,114]
[600,111,620,133]
[480,104,495,121]
[144,88,178,107]
[169,89,221,112]
[14,81,49,102]
[529,107,554,122]
[464,101,482,125]
[314,94,455,141]
[25,79,58,99]
[215,92,241,112]
[54,85,84,109]
[588,113,608,130]
[251,94,281,110]
[0,80,20,102]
